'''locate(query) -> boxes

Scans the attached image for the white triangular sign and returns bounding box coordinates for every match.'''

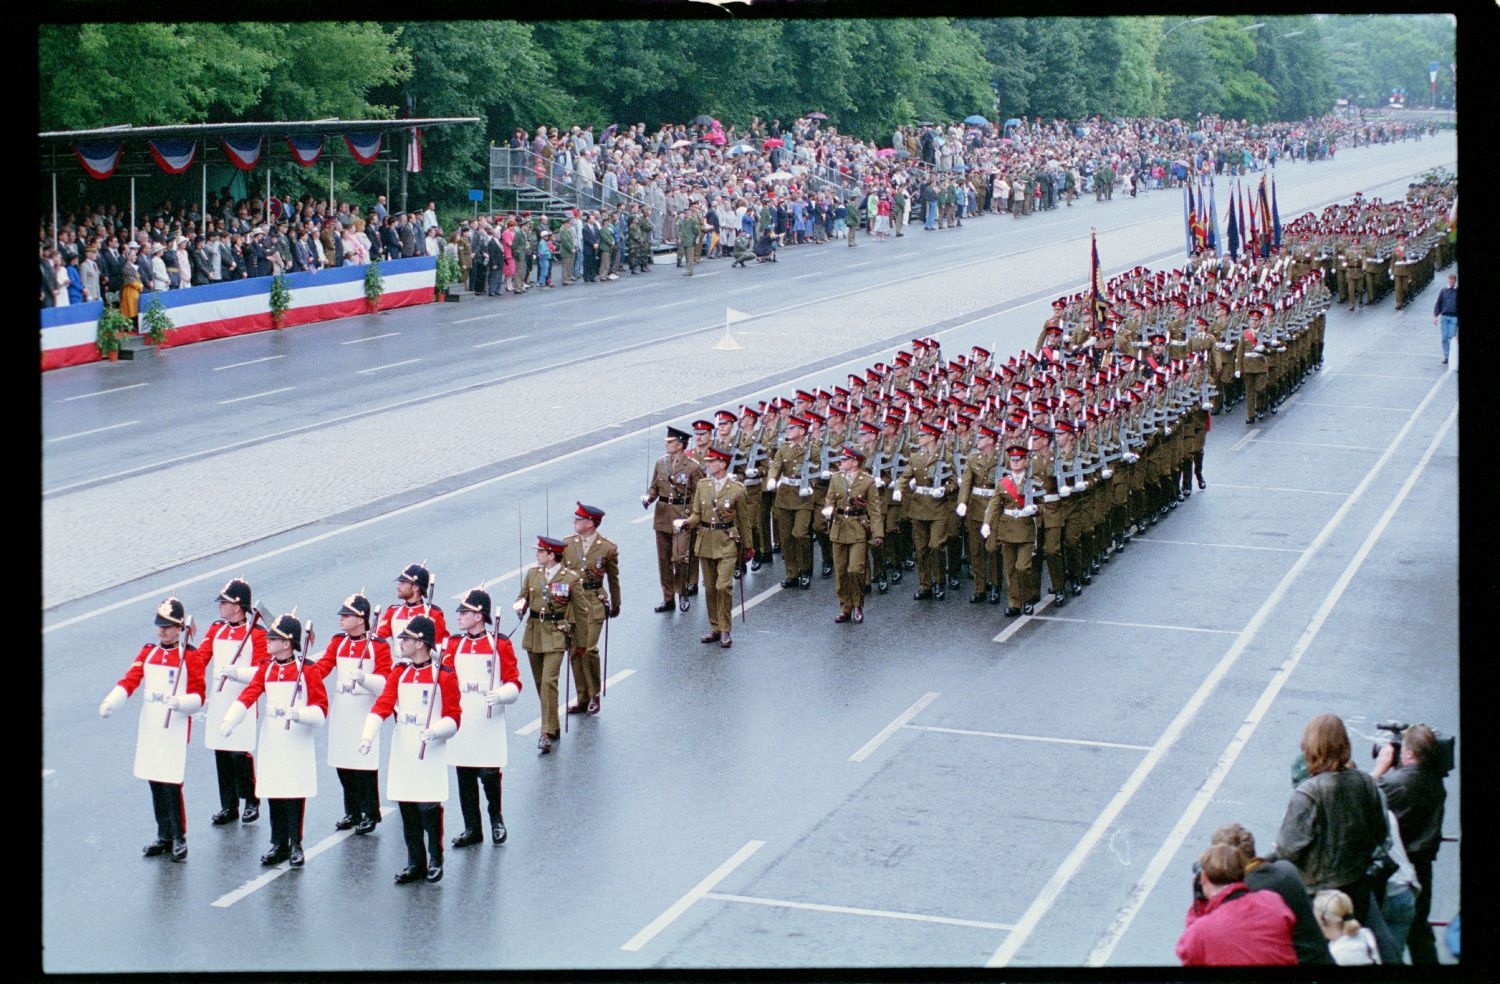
[714,307,747,350]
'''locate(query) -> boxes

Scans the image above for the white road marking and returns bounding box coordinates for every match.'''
[1288,401,1413,412]
[657,299,693,309]
[212,355,285,371]
[986,370,1454,968]
[1213,483,1349,496]
[210,805,394,907]
[60,382,149,401]
[454,565,528,597]
[356,358,423,375]
[702,892,1015,931]
[1324,371,1433,380]
[621,840,766,951]
[992,594,1056,643]
[726,286,760,294]
[903,725,1152,752]
[845,261,875,269]
[47,420,139,443]
[474,335,530,349]
[42,769,55,778]
[1086,403,1458,967]
[542,296,588,306]
[216,386,295,406]
[1128,537,1302,554]
[340,332,402,343]
[791,273,821,281]
[452,312,503,325]
[515,668,635,735]
[1025,615,1239,635]
[738,581,783,616]
[575,315,619,327]
[849,692,940,763]
[629,513,653,524]
[1252,437,1385,452]
[1229,428,1259,452]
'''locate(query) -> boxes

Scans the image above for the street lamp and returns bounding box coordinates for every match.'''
[1163,15,1214,39]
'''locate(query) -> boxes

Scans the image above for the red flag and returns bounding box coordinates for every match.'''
[405,127,423,173]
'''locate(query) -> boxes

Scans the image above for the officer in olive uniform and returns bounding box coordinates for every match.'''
[732,407,771,567]
[1236,309,1270,423]
[513,537,585,753]
[821,445,885,623]
[675,447,753,647]
[957,424,1004,604]
[680,205,702,276]
[643,426,704,612]
[981,445,1040,615]
[561,503,620,715]
[767,415,818,588]
[894,421,956,600]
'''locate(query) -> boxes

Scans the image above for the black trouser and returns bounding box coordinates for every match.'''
[398,801,443,869]
[148,781,185,842]
[336,767,380,822]
[267,798,305,848]
[456,766,502,831]
[214,750,258,811]
[1408,858,1438,964]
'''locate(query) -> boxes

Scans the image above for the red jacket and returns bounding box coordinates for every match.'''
[1177,883,1298,966]
[441,632,522,690]
[369,660,461,728]
[376,603,448,647]
[189,619,268,673]
[312,632,392,681]
[235,658,329,714]
[117,643,206,699]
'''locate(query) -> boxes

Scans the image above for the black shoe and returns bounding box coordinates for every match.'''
[948,576,961,590]
[653,601,673,613]
[851,607,864,623]
[1070,580,1084,596]
[933,585,946,600]
[170,837,188,863]
[587,696,600,715]
[143,839,170,857]
[771,544,782,555]
[902,558,916,570]
[701,631,722,644]
[733,567,742,580]
[834,611,851,623]
[1022,602,1035,615]
[890,569,903,584]
[334,814,357,831]
[678,593,691,612]
[395,865,427,885]
[1004,606,1021,617]
[260,845,291,866]
[354,814,378,835]
[913,588,933,600]
[970,592,987,604]
[1197,477,1206,490]
[720,634,733,649]
[821,562,833,578]
[988,587,1001,605]
[427,863,444,883]
[1081,572,1093,585]
[492,818,507,844]
[797,575,811,589]
[241,804,260,824]
[876,574,889,593]
[749,557,763,571]
[1052,591,1068,608]
[211,808,236,826]
[780,577,799,589]
[452,830,483,848]
[684,583,699,597]
[288,843,305,868]
[537,733,553,753]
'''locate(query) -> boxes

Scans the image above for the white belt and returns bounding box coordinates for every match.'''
[914,485,944,496]
[971,487,995,498]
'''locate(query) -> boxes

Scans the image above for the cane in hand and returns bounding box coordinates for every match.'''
[162,614,194,729]
[284,620,313,730]
[417,657,439,762]
[215,607,265,693]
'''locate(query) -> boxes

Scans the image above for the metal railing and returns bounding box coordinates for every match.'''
[489,146,665,242]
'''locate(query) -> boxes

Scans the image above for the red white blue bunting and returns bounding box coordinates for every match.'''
[343,132,382,165]
[286,134,325,167]
[73,141,123,180]
[221,136,263,171]
[147,139,197,175]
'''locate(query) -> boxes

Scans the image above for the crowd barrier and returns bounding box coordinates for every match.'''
[40,256,437,371]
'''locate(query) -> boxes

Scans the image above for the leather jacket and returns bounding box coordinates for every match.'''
[1274,767,1385,892]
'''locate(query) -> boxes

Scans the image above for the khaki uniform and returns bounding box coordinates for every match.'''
[767,439,817,581]
[646,452,704,603]
[822,469,885,614]
[680,476,753,635]
[982,467,1039,610]
[560,533,619,708]
[957,448,1003,597]
[895,445,956,593]
[517,564,585,740]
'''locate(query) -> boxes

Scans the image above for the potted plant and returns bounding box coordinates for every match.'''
[269,273,291,328]
[436,253,462,300]
[96,305,131,361]
[364,261,385,313]
[142,294,174,346]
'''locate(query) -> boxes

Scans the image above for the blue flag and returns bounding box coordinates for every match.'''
[1226,182,1240,260]
[1182,181,1194,257]
[1207,177,1221,255]
[1271,175,1282,249]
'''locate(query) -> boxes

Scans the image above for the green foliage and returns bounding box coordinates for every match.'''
[141,294,174,345]
[364,261,385,305]
[95,305,131,355]
[269,274,291,322]
[435,253,461,294]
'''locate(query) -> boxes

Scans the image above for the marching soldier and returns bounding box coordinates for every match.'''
[98,597,205,862]
[733,406,771,569]
[443,589,521,847]
[767,415,818,589]
[512,537,584,752]
[675,447,753,647]
[1030,423,1074,608]
[196,577,267,827]
[957,425,1004,604]
[1236,308,1270,424]
[313,592,390,835]
[981,446,1040,616]
[820,445,884,623]
[562,503,620,714]
[643,426,703,612]
[219,611,328,869]
[893,421,955,600]
[358,615,462,884]
[377,563,449,651]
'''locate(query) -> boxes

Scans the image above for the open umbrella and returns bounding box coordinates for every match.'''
[964,115,989,125]
[763,137,785,148]
[767,170,793,181]
[690,114,715,126]
[806,111,828,120]
[1004,118,1022,128]
[671,139,693,149]
[876,147,896,157]
[727,144,753,157]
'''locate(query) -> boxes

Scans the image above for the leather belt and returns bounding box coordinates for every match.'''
[666,495,689,506]
[704,521,736,530]
[836,508,867,517]
[581,580,603,590]
[971,487,995,497]
[528,612,564,622]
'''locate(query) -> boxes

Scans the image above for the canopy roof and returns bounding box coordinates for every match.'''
[39,117,481,142]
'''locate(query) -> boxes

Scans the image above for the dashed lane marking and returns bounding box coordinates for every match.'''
[356,359,423,375]
[340,332,402,343]
[217,387,296,406]
[702,892,1015,931]
[60,383,149,401]
[210,805,395,907]
[48,420,139,443]
[212,355,285,371]
[621,840,766,952]
[849,692,940,763]
[903,725,1152,751]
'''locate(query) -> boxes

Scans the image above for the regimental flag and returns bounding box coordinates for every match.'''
[286,135,325,167]
[1207,176,1221,255]
[1090,228,1109,331]
[1271,174,1282,249]
[1257,174,1272,257]
[343,132,382,165]
[221,136,263,171]
[1242,180,1256,260]
[147,139,197,175]
[1225,182,1240,260]
[1191,179,1210,252]
[73,141,122,180]
[405,127,422,173]
[1183,180,1195,257]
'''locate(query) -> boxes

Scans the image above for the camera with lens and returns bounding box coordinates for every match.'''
[1190,860,1206,903]
[1371,721,1456,776]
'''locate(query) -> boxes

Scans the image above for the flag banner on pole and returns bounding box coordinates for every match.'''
[221,136,263,171]
[1182,181,1194,257]
[1207,176,1221,255]
[343,132,382,165]
[1257,174,1272,257]
[1090,229,1109,331]
[1271,175,1282,249]
[405,127,422,173]
[286,135,325,167]
[1226,182,1240,260]
[72,141,122,180]
[147,139,197,175]
[1241,181,1254,259]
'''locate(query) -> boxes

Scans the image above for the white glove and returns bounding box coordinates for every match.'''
[640,494,652,509]
[891,489,902,502]
[1124,452,1139,463]
[956,502,967,517]
[1164,427,1173,436]
[218,721,235,737]
[1100,468,1113,479]
[220,700,247,735]
[1234,370,1241,378]
[1075,479,1088,491]
[874,476,885,488]
[1202,402,1213,411]
[285,707,302,723]
[491,682,521,706]
[928,488,944,499]
[272,706,287,718]
[419,728,438,743]
[420,717,457,743]
[821,506,834,520]
[357,738,373,755]
[512,598,527,614]
[1058,485,1072,498]
[99,685,127,718]
[672,518,686,531]
[745,468,759,478]
[163,696,182,709]
[798,486,813,497]
[819,470,831,480]
[980,523,992,538]
[348,667,364,685]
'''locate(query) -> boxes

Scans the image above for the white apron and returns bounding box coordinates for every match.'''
[385,668,448,803]
[446,647,507,770]
[254,676,318,799]
[205,633,257,752]
[327,642,380,771]
[133,653,191,784]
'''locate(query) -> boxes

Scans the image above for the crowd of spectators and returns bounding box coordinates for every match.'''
[41,110,1439,312]
[1176,713,1450,967]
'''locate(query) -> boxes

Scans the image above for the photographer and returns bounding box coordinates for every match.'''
[1176,844,1297,966]
[1373,723,1448,964]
